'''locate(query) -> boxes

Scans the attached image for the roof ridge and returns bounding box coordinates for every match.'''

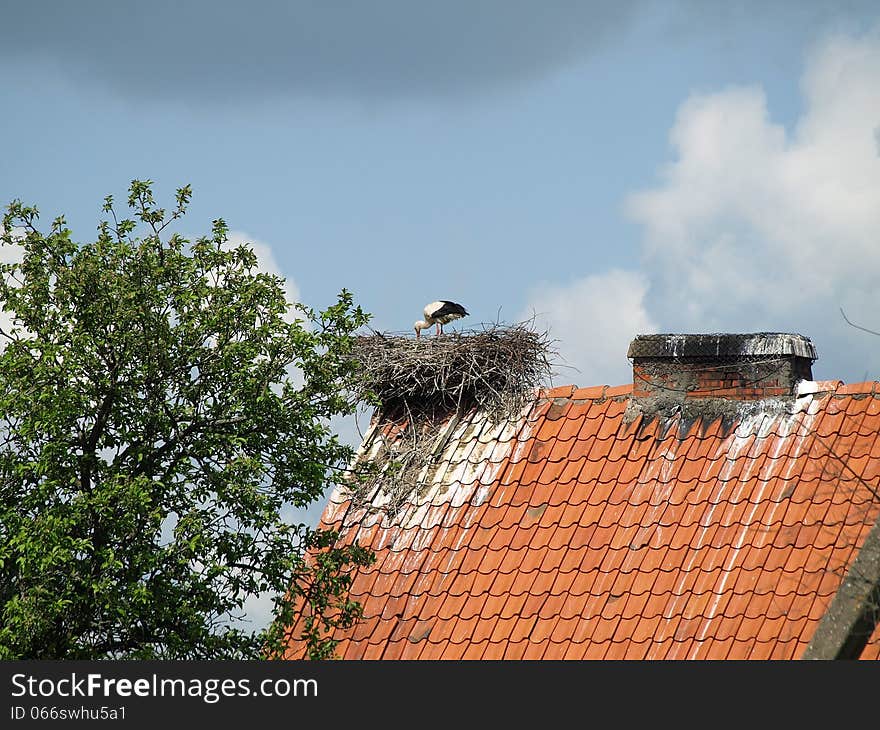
[537,383,634,400]
[799,379,880,397]
[828,380,879,395]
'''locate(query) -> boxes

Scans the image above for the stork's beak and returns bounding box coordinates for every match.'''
[415,327,421,339]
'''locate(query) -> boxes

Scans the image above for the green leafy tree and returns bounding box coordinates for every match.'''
[0,180,374,659]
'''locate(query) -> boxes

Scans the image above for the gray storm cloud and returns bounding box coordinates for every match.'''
[0,1,644,101]
[5,1,876,103]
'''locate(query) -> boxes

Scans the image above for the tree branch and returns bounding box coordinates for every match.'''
[840,307,880,337]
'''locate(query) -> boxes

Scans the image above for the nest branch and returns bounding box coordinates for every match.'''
[350,320,555,422]
[342,321,556,518]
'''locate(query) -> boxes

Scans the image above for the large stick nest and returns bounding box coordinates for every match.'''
[350,321,556,422]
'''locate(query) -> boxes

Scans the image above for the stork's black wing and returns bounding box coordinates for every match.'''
[434,300,468,317]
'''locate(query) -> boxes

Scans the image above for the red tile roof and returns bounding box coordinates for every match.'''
[281,378,880,660]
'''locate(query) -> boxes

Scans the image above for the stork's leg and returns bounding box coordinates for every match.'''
[436,323,442,335]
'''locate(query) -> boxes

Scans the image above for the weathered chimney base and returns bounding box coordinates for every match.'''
[632,357,813,401]
[625,333,818,428]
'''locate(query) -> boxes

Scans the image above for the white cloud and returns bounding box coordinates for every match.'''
[521,269,657,388]
[224,229,312,396]
[0,227,26,341]
[625,26,880,382]
[225,230,302,324]
[239,590,278,635]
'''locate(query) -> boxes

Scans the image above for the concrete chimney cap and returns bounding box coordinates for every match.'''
[627,332,818,361]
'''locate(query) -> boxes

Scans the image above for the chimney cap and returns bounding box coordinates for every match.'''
[627,332,817,361]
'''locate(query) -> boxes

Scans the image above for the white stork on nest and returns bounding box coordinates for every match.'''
[414,300,468,338]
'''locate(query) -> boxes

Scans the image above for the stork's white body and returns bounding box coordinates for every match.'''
[414,300,468,338]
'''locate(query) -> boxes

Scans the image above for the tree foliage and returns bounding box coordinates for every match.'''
[0,180,374,659]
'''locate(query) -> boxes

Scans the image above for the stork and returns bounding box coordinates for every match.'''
[414,300,468,338]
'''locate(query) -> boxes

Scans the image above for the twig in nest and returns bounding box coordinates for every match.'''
[349,320,556,422]
[342,321,556,517]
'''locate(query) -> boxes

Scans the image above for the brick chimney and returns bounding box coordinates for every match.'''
[627,333,817,402]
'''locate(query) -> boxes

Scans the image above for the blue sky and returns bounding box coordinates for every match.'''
[4,1,879,374]
[3,0,880,633]
[3,3,880,537]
